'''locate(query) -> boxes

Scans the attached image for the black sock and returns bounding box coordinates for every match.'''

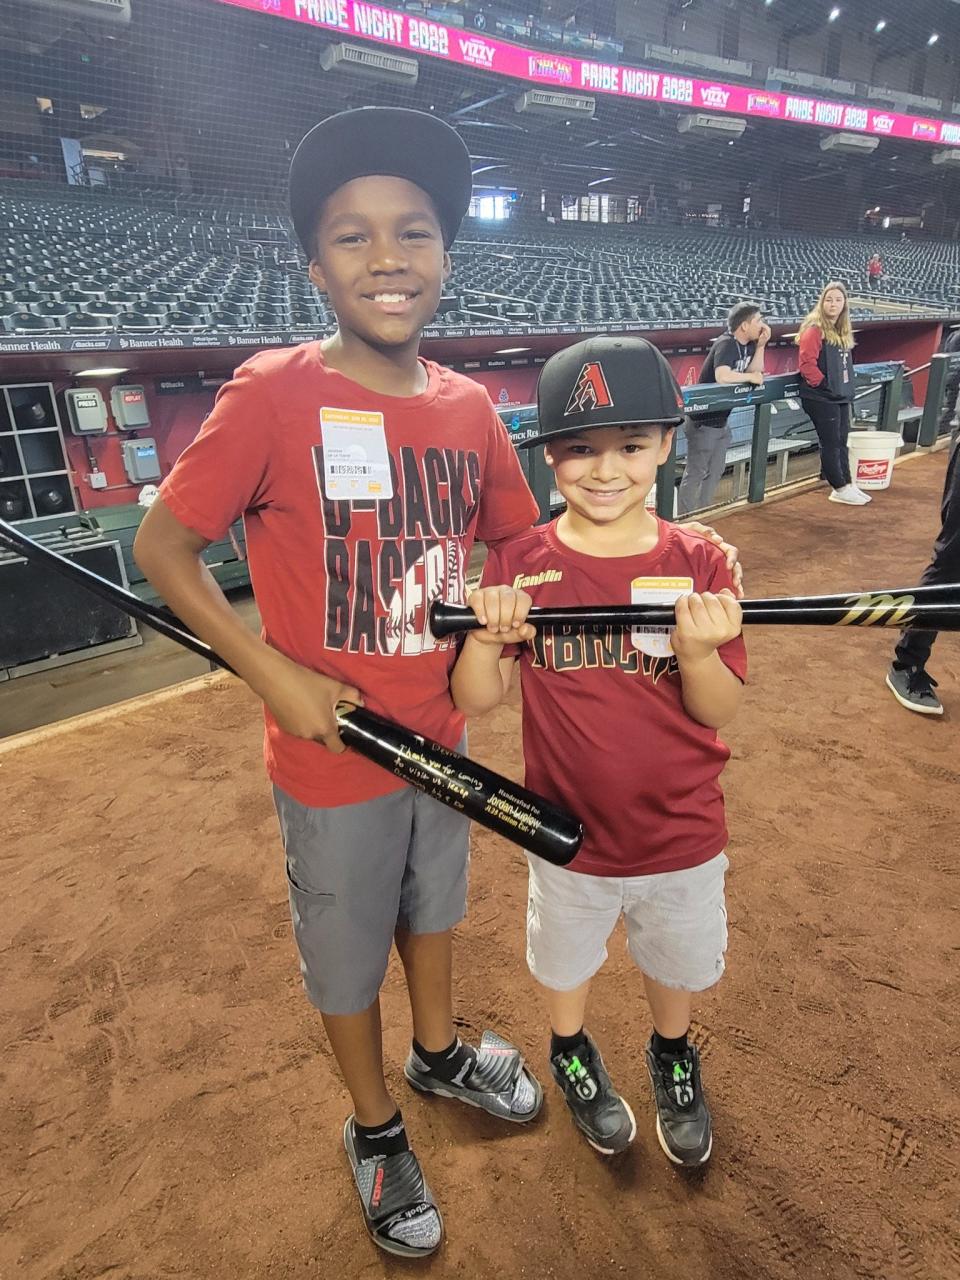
[412,1036,477,1085]
[550,1027,587,1058]
[652,1028,690,1059]
[353,1109,409,1161]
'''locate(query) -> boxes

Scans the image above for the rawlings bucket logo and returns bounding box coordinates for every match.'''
[856,459,889,481]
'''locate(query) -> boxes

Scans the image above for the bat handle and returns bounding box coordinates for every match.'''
[430,601,482,638]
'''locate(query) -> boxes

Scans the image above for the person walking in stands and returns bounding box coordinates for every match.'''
[677,302,770,516]
[867,253,884,292]
[796,282,868,507]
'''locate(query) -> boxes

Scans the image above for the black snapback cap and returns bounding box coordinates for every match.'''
[520,336,686,447]
[289,106,473,259]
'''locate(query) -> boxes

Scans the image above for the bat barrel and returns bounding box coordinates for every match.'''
[739,602,960,630]
[336,704,583,864]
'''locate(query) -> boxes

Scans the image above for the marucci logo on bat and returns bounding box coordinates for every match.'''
[837,592,916,627]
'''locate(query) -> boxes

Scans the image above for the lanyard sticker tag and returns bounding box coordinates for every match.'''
[320,407,393,499]
[630,576,694,657]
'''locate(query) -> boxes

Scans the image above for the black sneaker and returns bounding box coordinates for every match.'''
[549,1033,636,1156]
[644,1039,712,1167]
[886,665,944,716]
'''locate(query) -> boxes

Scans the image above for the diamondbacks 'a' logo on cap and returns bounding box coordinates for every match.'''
[564,362,613,415]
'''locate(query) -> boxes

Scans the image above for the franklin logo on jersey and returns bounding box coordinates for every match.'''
[564,362,614,415]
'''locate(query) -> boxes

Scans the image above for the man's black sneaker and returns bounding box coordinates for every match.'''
[886,665,944,716]
[549,1033,636,1156]
[644,1039,712,1167]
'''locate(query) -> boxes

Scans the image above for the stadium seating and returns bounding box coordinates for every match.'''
[1,180,956,339]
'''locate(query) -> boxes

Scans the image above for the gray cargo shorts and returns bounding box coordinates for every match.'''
[273,777,470,1015]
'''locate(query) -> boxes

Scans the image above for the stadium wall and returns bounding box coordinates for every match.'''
[35,320,940,513]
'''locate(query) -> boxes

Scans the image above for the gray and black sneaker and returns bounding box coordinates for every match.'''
[549,1033,636,1156]
[644,1039,712,1167]
[886,665,944,716]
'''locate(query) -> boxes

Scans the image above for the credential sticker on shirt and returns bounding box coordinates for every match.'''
[320,407,394,500]
[629,576,694,658]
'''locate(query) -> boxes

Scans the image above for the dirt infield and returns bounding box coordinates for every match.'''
[2,453,959,1280]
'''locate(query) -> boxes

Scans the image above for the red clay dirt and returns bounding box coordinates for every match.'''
[2,451,958,1280]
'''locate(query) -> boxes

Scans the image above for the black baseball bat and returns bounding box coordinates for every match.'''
[430,583,960,637]
[0,519,582,866]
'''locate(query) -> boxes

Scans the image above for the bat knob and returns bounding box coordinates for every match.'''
[429,601,479,638]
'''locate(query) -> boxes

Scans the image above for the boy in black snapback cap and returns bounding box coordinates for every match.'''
[451,336,746,1166]
[134,106,543,1259]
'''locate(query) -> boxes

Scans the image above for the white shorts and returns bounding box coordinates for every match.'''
[526,852,729,994]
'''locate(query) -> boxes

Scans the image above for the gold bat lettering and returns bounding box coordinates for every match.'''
[837,592,917,627]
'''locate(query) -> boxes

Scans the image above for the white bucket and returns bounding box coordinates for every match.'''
[846,430,904,490]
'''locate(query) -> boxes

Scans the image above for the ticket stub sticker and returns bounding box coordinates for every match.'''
[320,407,392,498]
[630,575,693,657]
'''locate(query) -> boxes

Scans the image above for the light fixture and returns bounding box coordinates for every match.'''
[495,347,531,354]
[75,367,129,377]
[828,6,841,20]
[874,19,886,32]
[588,175,616,186]
[928,31,939,45]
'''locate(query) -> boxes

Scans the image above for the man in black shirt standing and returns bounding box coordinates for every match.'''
[678,302,770,515]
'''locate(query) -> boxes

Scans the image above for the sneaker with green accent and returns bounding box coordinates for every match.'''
[549,1033,636,1156]
[644,1038,712,1167]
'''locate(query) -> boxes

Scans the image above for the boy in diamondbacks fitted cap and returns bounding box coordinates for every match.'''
[451,335,747,1167]
[134,106,544,1260]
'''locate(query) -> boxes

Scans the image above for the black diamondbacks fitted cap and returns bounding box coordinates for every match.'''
[289,106,473,259]
[520,336,686,447]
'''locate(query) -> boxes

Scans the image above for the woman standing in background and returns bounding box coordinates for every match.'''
[796,282,868,506]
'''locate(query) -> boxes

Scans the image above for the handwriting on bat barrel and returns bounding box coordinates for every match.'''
[838,593,917,627]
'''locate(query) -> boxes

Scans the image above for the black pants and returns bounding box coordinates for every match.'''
[938,370,960,435]
[894,437,960,669]
[802,397,851,490]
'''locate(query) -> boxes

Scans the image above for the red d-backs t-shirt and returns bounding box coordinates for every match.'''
[160,343,538,806]
[482,520,747,876]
